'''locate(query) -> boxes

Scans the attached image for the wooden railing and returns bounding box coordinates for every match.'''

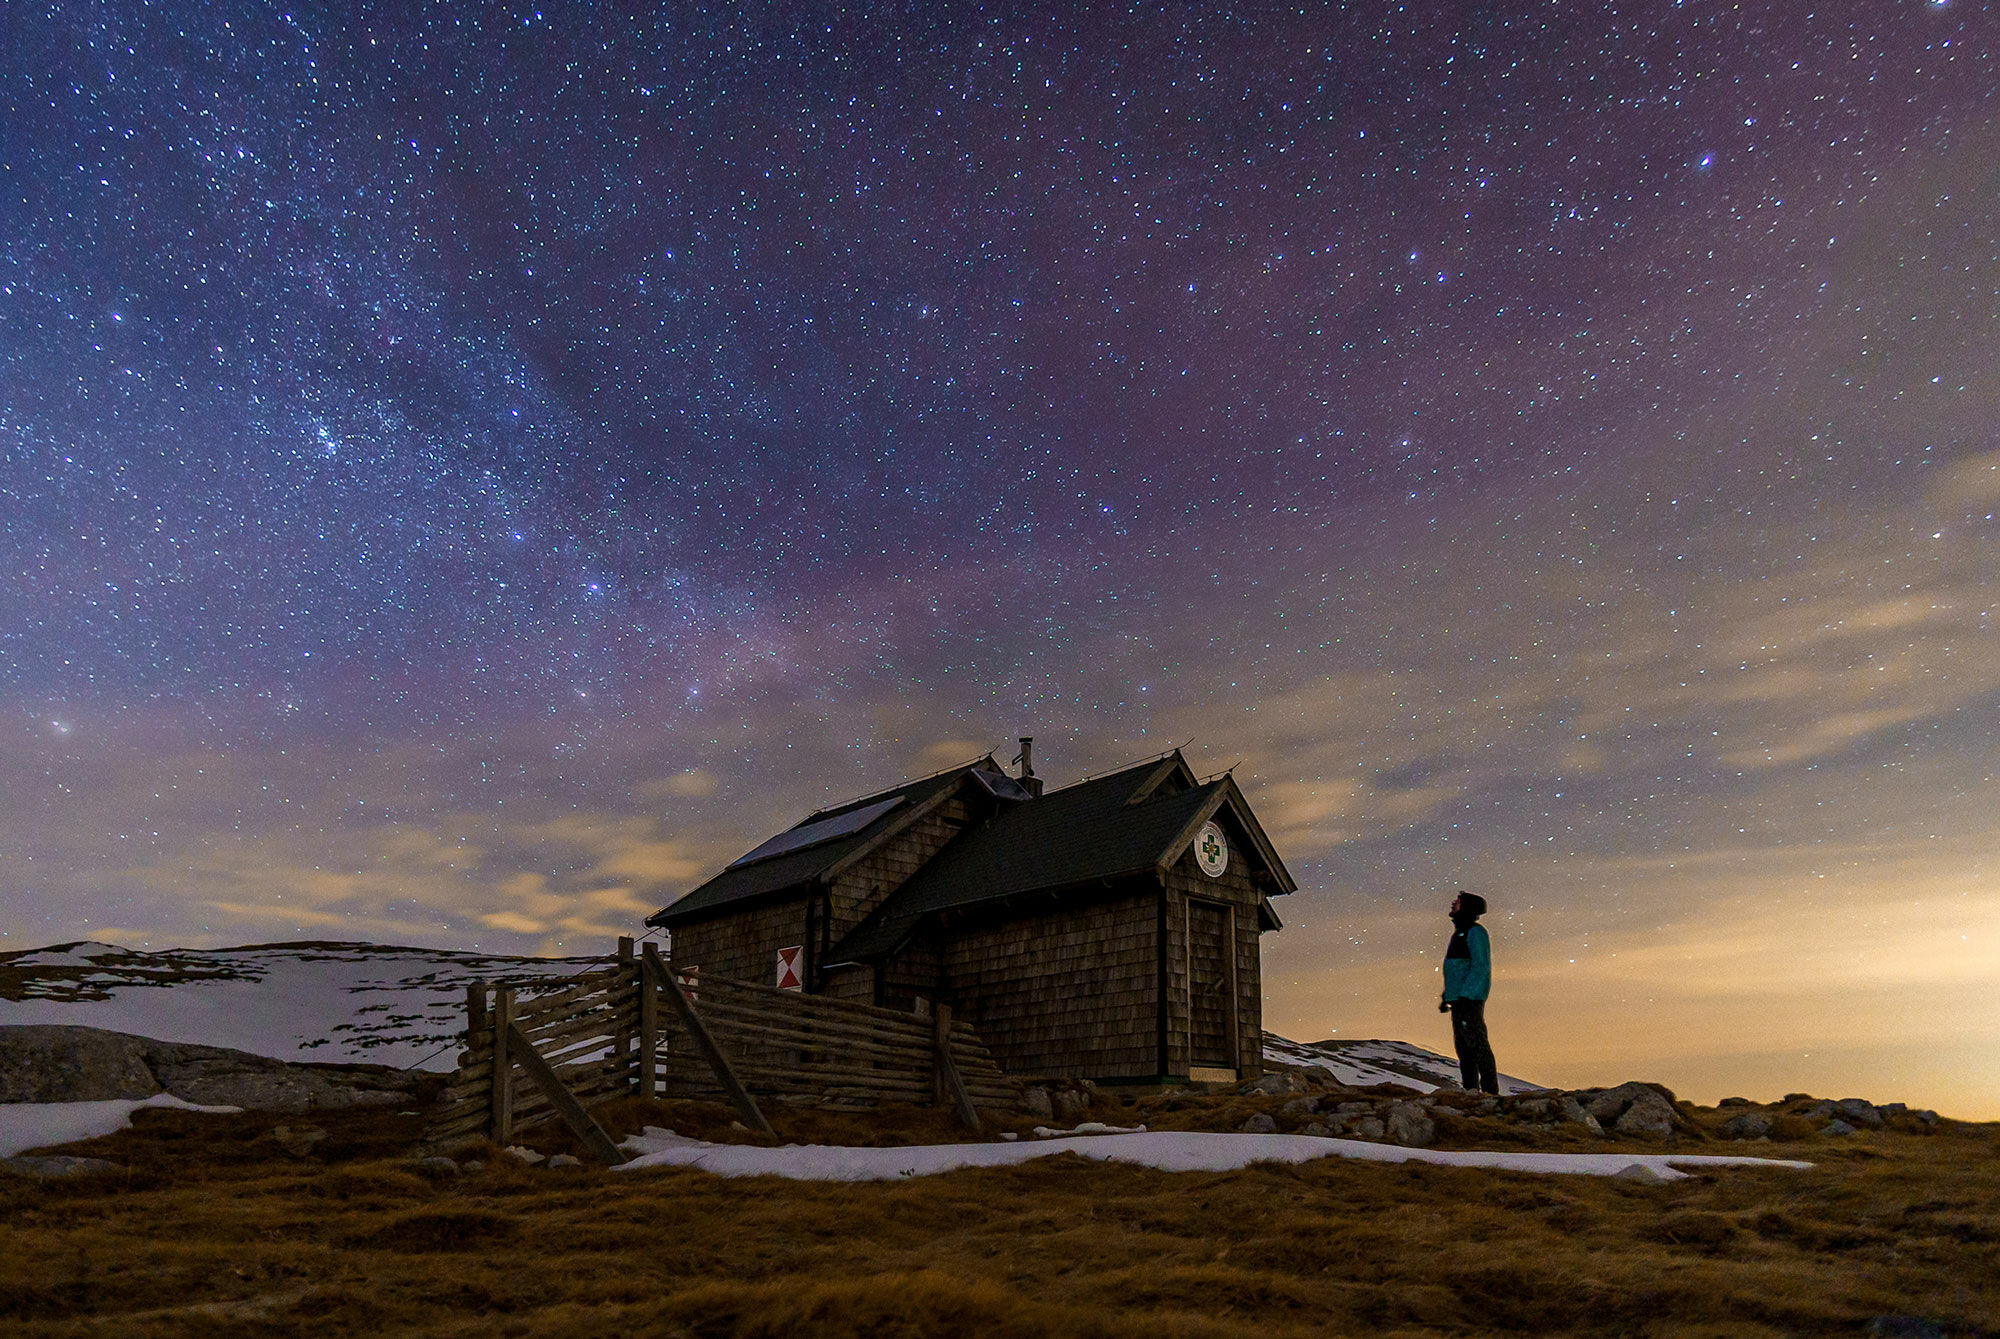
[423,939,1019,1160]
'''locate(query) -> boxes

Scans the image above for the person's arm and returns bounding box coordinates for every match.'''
[1466,925,1492,1000]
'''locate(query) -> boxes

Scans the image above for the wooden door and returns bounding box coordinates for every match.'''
[1186,899,1237,1071]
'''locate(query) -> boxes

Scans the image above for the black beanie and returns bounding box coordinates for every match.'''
[1457,891,1487,918]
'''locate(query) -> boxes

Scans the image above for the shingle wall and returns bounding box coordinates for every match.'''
[944,890,1160,1080]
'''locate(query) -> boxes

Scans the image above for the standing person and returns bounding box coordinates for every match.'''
[1438,891,1498,1094]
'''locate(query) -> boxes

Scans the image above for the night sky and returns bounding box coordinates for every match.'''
[4,3,1996,1115]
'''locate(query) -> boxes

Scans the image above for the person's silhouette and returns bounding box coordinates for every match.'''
[1438,891,1498,1094]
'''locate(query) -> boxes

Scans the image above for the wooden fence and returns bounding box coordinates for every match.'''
[423,939,1020,1161]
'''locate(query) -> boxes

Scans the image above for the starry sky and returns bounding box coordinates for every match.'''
[4,2,1996,1116]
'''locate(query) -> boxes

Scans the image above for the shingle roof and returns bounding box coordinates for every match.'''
[646,765,982,927]
[826,762,1228,963]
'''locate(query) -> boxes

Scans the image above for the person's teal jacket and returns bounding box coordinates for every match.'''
[1441,923,1490,1002]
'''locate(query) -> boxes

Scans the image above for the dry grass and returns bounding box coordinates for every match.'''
[2,1090,1995,1338]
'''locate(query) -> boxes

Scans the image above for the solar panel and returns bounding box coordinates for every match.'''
[724,794,908,869]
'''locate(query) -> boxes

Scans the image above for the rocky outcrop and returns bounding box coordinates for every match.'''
[0,1025,420,1112]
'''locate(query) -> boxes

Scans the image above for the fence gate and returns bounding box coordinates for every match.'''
[423,938,1019,1162]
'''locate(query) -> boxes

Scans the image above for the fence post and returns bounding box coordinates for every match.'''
[492,985,516,1144]
[636,942,658,1101]
[615,936,635,1084]
[933,1002,981,1130]
[642,943,773,1135]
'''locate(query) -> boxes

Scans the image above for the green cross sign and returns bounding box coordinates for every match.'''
[1201,832,1222,863]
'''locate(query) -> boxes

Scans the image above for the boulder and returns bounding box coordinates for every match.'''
[1513,1098,1553,1121]
[1718,1096,1753,1108]
[1281,1096,1321,1117]
[1385,1101,1435,1147]
[0,1025,420,1112]
[1242,1072,1304,1097]
[0,1026,161,1103]
[1585,1082,1682,1137]
[1721,1113,1772,1140]
[1052,1089,1091,1123]
[1833,1098,1884,1130]
[1299,1121,1331,1138]
[3,1155,124,1179]
[1822,1119,1858,1137]
[1559,1096,1605,1135]
[1351,1116,1386,1140]
[545,1154,583,1169]
[1240,1112,1278,1134]
[1614,1098,1679,1139]
[1019,1087,1054,1121]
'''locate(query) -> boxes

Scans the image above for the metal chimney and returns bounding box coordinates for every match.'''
[1014,737,1043,797]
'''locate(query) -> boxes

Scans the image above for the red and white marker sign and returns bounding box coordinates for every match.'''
[775,945,804,991]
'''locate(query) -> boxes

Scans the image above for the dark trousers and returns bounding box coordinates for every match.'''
[1449,998,1498,1094]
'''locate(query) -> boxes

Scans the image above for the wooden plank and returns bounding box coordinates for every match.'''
[637,940,658,1100]
[644,944,774,1135]
[691,989,938,1046]
[491,987,515,1144]
[932,1003,981,1130]
[505,1021,627,1166]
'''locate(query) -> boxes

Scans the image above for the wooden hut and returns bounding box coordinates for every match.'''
[647,747,1295,1083]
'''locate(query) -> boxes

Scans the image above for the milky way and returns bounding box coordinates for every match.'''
[3,3,1996,1113]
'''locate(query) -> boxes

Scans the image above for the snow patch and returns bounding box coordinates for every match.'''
[0,1093,242,1158]
[1262,1033,1541,1094]
[614,1127,1811,1183]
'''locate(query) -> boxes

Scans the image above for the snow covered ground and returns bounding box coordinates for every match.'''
[0,940,601,1070]
[0,1094,242,1158]
[614,1127,1811,1183]
[1262,1033,1541,1094]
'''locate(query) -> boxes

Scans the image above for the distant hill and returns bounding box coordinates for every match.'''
[1262,1033,1542,1095]
[0,940,599,1070]
[4,939,1541,1091]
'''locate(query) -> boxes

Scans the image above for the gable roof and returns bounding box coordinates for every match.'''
[825,754,1294,964]
[646,759,1001,928]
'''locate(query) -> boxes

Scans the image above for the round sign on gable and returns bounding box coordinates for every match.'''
[1194,820,1229,878]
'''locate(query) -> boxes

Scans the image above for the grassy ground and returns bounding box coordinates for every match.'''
[2,1087,1994,1337]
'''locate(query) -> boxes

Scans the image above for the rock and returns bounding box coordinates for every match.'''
[1385,1101,1436,1147]
[1613,1162,1674,1184]
[1781,1092,1815,1104]
[1052,1089,1091,1123]
[1351,1116,1385,1140]
[1585,1082,1681,1137]
[1866,1316,1949,1339]
[0,1024,420,1112]
[462,1160,485,1172]
[1281,1096,1321,1116]
[267,1125,327,1158]
[1833,1098,1884,1129]
[413,1156,460,1178]
[1514,1098,1553,1120]
[1300,1121,1331,1138]
[1242,1072,1301,1097]
[1559,1097,1604,1135]
[545,1154,582,1169]
[1908,1109,1940,1127]
[1718,1096,1753,1108]
[504,1146,546,1165]
[1721,1113,1772,1140]
[1469,1097,1499,1116]
[0,1026,161,1102]
[1613,1097,1679,1139]
[1020,1087,1054,1121]
[3,1155,124,1179]
[1240,1113,1278,1134]
[1333,1101,1375,1115]
[1878,1102,1907,1117]
[1797,1100,1835,1122]
[1821,1119,1858,1137]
